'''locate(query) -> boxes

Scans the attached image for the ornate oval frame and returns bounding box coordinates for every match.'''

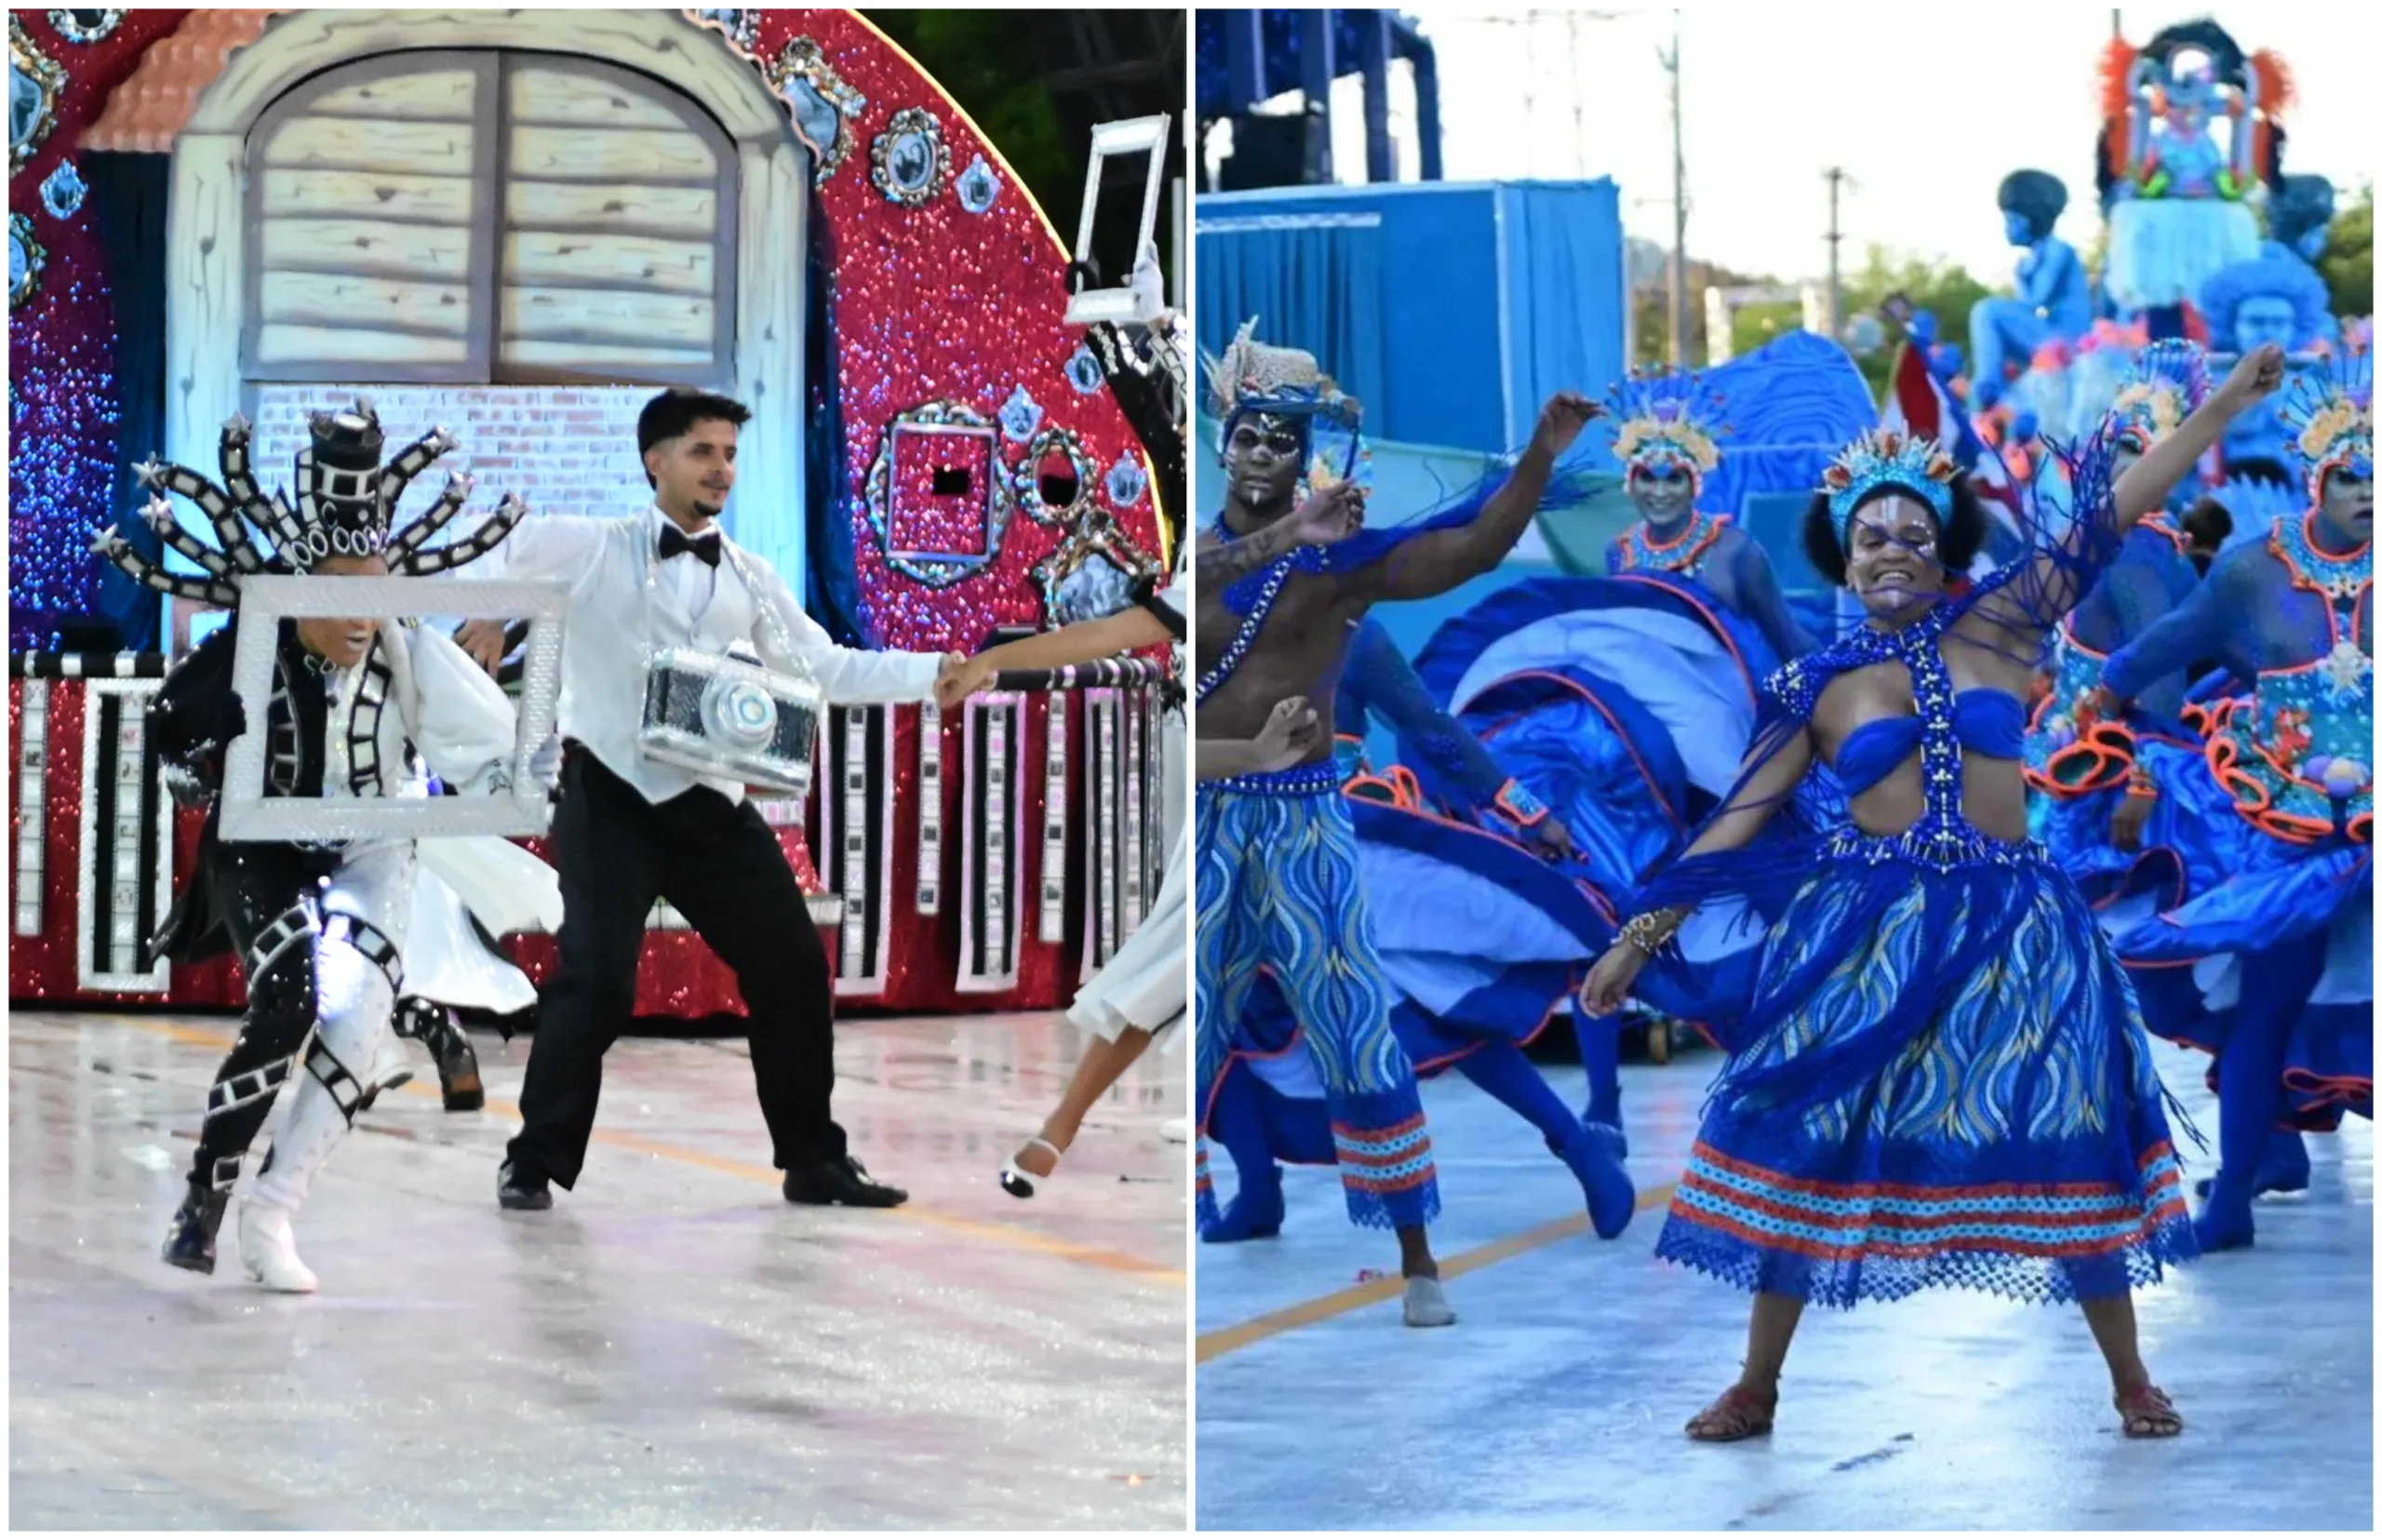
[46,10,126,46]
[11,16,67,178]
[870,104,950,208]
[1014,424,1099,527]
[765,33,865,185]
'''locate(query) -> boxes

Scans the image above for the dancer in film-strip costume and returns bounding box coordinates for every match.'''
[1194,317,1601,1326]
[1580,349,2285,1442]
[99,402,553,1292]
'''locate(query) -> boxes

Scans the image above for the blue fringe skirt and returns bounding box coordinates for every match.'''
[1653,832,2200,1308]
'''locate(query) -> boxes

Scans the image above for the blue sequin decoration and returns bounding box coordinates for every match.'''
[39,160,86,221]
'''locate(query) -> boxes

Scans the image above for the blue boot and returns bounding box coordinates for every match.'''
[2193,1129,2311,1199]
[1557,1120,1636,1240]
[1200,1164,1286,1243]
[1578,1014,1627,1158]
[2191,1178,2256,1252]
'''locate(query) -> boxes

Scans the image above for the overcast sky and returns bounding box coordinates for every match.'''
[1326,3,2378,286]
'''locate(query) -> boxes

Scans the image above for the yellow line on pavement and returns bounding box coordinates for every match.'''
[91,1013,1184,1285]
[1196,1180,1679,1363]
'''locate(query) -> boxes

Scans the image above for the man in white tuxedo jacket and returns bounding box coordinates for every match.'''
[456,388,971,1211]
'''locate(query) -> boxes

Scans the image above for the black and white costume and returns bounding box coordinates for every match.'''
[101,403,540,1290]
[463,502,946,1204]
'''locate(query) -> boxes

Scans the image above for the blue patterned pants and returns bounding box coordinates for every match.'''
[1195,770,1438,1230]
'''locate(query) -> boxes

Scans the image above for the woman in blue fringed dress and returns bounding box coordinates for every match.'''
[1580,345,2289,1443]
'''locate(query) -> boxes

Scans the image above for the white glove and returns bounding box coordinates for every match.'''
[528,731,564,789]
[1130,238,1167,324]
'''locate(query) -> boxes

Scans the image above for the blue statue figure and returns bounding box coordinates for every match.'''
[2098,20,2283,334]
[1969,170,2094,410]
[2097,348,2372,1251]
[2260,173,2343,347]
[2199,250,2334,490]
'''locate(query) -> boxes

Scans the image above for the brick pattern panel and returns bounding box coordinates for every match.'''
[252,385,653,529]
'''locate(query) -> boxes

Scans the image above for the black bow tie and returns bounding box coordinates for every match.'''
[659,524,722,568]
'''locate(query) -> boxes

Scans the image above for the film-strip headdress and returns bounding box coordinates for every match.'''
[1200,317,1366,499]
[1606,367,1728,490]
[91,399,527,607]
[1822,429,1960,550]
[2279,348,2373,505]
[2107,340,2209,455]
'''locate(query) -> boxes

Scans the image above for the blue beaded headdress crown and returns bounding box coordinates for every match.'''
[1822,429,1959,549]
[1606,368,1728,485]
[2108,340,2210,453]
[2279,347,2373,502]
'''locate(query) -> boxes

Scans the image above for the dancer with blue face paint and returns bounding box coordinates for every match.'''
[1583,346,2287,1443]
[2094,348,2373,1252]
[1194,319,1603,1328]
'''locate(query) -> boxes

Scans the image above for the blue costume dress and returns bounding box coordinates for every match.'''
[1636,456,2198,1307]
[2098,510,2373,1201]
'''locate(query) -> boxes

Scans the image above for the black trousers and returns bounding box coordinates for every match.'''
[190,844,328,1191]
[509,749,845,1187]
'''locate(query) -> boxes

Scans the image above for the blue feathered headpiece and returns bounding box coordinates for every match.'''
[2279,347,2373,501]
[2108,340,2210,452]
[1606,368,1729,486]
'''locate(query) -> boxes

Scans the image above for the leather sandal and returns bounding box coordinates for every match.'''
[2115,1382,2183,1439]
[1686,1383,1777,1442]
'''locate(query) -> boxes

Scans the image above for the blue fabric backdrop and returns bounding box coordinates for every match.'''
[1196,181,1624,456]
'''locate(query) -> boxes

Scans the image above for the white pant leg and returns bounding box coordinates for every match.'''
[247,841,417,1215]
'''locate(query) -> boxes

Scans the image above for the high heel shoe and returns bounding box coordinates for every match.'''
[999,1136,1065,1199]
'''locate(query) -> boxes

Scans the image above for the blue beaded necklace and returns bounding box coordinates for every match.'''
[1773,591,2030,870]
[1198,514,1327,704]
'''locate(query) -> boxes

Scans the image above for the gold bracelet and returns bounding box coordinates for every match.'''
[1618,910,1679,957]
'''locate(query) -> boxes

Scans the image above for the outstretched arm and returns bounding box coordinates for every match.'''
[1342,620,1511,810]
[1197,483,1367,589]
[1351,394,1602,604]
[1730,538,1817,661]
[2099,551,2244,703]
[1579,723,1815,1013]
[1976,344,2287,644]
[936,605,1171,707]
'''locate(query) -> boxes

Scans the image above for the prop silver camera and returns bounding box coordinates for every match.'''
[640,646,823,798]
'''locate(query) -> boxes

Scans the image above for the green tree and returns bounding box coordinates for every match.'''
[2319,182,2374,319]
[860,11,1078,235]
[1839,245,1993,397]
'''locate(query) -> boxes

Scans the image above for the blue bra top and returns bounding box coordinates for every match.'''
[1833,687,2027,797]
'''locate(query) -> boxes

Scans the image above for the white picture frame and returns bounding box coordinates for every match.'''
[1064,114,1171,327]
[220,576,568,842]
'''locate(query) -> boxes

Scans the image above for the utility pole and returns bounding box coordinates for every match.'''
[1660,11,1687,367]
[1824,166,1846,341]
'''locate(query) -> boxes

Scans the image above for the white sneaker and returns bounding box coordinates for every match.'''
[1158,1117,1190,1145]
[238,1202,319,1293]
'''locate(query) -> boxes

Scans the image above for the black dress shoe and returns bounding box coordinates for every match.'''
[162,1176,227,1273]
[497,1158,553,1211]
[430,1018,485,1114]
[782,1155,908,1209]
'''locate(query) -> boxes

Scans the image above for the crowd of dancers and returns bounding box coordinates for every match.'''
[1191,315,2369,1440]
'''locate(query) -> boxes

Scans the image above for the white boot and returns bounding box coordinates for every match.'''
[239,1029,371,1293]
[238,1200,318,1293]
